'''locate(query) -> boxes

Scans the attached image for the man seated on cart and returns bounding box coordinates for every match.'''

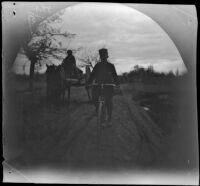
[62,50,83,81]
[87,48,120,123]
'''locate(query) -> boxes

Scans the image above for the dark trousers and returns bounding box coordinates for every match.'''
[92,86,114,118]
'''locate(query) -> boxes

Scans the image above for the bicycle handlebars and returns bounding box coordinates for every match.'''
[86,83,116,87]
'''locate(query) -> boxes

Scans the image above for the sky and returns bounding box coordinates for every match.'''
[12,3,187,75]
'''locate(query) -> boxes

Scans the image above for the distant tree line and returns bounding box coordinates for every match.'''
[118,65,181,84]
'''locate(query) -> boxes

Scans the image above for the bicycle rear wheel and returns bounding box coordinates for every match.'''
[97,101,106,125]
[97,101,106,149]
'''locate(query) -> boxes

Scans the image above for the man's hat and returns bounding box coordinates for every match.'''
[67,50,72,55]
[99,48,108,57]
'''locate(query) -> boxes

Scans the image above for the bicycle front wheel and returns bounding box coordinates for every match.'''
[97,101,103,125]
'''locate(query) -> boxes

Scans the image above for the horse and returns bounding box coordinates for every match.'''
[46,64,63,106]
[46,64,87,106]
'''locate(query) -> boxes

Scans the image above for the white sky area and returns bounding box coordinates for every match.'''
[12,3,187,75]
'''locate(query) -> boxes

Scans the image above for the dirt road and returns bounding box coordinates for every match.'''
[4,84,170,172]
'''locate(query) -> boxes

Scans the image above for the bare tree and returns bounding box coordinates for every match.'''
[22,11,76,90]
[147,65,154,74]
[77,48,99,69]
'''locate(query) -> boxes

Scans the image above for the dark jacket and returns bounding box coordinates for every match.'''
[88,61,119,85]
[63,55,76,73]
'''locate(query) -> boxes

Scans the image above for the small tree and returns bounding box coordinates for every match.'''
[147,65,154,74]
[167,70,175,78]
[133,65,140,72]
[77,48,99,69]
[22,62,27,75]
[175,69,179,77]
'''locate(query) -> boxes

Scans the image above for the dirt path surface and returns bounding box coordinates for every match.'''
[4,84,170,172]
[61,95,166,170]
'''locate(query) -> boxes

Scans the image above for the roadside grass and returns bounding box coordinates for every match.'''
[134,91,181,135]
[123,77,192,136]
[122,76,198,169]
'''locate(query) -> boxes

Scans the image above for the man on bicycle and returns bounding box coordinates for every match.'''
[87,48,120,123]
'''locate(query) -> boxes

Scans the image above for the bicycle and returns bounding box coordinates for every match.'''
[86,83,116,149]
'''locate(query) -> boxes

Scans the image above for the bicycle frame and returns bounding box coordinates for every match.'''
[88,83,116,122]
[97,87,106,126]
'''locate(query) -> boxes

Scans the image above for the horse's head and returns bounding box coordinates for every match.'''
[46,64,57,76]
[54,64,66,80]
[55,64,62,71]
